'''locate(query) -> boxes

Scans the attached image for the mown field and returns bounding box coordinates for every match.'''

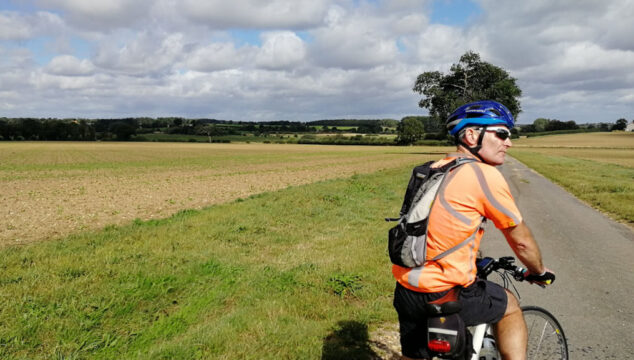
[0,142,450,247]
[511,132,634,225]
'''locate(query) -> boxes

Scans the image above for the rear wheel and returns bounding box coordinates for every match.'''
[522,306,568,360]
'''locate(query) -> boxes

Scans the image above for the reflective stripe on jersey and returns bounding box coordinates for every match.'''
[471,164,521,227]
[438,165,473,226]
[406,222,482,288]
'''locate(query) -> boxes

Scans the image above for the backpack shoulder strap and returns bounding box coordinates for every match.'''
[398,157,477,217]
[424,157,481,261]
[398,160,435,216]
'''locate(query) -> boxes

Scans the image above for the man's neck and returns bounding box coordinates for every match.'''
[449,146,478,159]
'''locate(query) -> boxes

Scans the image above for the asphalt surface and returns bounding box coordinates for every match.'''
[479,156,634,359]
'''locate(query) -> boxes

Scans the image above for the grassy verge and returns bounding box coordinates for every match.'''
[510,150,634,225]
[0,162,431,359]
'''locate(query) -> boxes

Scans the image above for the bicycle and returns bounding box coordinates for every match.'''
[426,256,568,360]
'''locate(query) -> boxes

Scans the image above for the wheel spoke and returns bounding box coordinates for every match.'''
[522,306,568,360]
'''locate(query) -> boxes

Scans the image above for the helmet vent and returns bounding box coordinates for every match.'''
[489,108,502,117]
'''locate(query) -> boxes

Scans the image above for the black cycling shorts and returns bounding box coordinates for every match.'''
[393,279,508,359]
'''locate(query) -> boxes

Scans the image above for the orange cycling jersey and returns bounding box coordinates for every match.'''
[392,154,522,293]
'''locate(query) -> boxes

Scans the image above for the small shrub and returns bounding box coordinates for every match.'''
[328,273,363,297]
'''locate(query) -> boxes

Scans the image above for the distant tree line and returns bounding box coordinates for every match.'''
[0,118,96,141]
[2,115,629,143]
[518,117,629,134]
[519,118,579,132]
[0,117,400,141]
[309,119,398,127]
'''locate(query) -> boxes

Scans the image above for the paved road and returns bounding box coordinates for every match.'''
[480,156,634,359]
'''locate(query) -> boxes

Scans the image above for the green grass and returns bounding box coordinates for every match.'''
[510,150,634,225]
[0,164,426,359]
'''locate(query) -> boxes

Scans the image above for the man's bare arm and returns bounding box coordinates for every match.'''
[501,221,545,274]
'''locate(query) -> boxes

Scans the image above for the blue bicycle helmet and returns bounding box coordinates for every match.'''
[446,100,515,136]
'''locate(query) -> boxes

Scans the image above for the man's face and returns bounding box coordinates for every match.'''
[477,126,512,165]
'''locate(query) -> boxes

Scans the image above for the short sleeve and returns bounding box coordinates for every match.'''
[472,163,523,229]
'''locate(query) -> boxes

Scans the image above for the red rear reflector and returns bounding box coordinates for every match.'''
[428,339,451,353]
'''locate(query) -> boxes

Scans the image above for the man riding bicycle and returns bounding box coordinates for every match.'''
[392,100,554,360]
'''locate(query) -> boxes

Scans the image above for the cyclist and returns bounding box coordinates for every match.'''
[392,100,554,360]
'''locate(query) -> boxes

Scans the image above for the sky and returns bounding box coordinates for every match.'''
[0,0,633,124]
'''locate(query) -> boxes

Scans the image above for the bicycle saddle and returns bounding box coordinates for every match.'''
[425,301,462,315]
[425,288,462,315]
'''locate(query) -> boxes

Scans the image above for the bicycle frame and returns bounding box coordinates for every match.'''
[469,323,494,360]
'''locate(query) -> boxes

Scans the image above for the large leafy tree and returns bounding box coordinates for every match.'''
[413,51,522,131]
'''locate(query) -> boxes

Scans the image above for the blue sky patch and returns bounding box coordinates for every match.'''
[230,29,262,46]
[70,37,92,59]
[430,0,481,26]
[24,37,56,66]
[0,0,40,13]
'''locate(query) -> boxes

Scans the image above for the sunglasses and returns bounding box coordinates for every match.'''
[481,127,511,140]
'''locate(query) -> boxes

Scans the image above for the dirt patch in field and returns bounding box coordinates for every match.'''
[1,143,435,246]
[369,323,402,359]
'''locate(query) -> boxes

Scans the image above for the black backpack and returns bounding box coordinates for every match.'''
[387,157,480,268]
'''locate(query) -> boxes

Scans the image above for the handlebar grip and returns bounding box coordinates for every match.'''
[525,271,556,285]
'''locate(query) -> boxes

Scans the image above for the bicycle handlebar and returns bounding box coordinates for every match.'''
[476,256,555,287]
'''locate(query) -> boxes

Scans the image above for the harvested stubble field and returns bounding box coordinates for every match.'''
[0,142,450,247]
[513,132,634,167]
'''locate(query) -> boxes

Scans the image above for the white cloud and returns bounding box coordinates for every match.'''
[186,42,249,72]
[0,12,33,40]
[309,7,399,69]
[93,31,186,75]
[45,55,95,76]
[594,1,634,51]
[182,0,331,29]
[32,71,97,90]
[0,11,65,40]
[392,13,429,35]
[38,0,154,30]
[410,24,475,66]
[255,32,306,70]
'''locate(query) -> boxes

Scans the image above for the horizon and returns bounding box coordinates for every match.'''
[2,115,623,126]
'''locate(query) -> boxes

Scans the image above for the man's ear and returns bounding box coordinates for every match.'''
[462,128,479,146]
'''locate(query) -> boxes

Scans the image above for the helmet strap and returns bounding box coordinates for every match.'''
[456,126,487,162]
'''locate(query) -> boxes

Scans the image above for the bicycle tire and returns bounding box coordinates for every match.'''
[522,306,568,360]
